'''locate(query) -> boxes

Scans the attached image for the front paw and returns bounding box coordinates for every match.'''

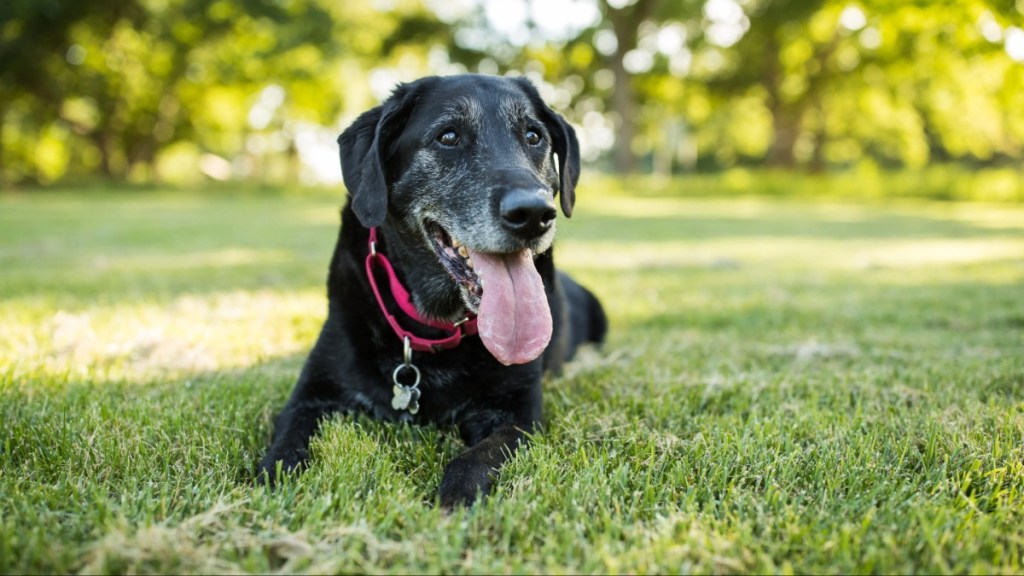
[439,455,495,508]
[256,448,308,487]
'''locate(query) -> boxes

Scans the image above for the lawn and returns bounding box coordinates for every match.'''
[1,179,1023,574]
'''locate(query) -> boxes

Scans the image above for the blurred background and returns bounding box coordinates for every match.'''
[1,0,1023,199]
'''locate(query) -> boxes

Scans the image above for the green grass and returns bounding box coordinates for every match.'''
[1,181,1023,574]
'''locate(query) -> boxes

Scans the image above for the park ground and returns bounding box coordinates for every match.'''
[1,174,1023,573]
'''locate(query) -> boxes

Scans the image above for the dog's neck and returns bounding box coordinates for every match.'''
[365,226,478,353]
[372,222,472,323]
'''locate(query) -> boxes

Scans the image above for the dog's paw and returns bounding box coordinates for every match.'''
[255,451,307,487]
[438,456,495,509]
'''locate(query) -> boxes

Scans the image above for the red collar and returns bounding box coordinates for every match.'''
[364,227,478,353]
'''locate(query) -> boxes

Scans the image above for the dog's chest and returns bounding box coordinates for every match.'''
[363,358,476,422]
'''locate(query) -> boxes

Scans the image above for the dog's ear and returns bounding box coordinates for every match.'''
[514,78,581,218]
[337,85,416,228]
[547,112,581,218]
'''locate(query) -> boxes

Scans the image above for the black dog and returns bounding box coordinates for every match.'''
[258,74,606,507]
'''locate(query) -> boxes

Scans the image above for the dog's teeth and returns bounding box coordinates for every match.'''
[457,245,469,258]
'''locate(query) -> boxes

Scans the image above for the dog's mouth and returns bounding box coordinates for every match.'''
[426,221,484,312]
[424,220,552,366]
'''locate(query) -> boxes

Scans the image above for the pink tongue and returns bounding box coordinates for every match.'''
[469,248,552,365]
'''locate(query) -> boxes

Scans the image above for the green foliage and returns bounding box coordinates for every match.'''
[1,0,1023,184]
[594,164,1024,203]
[2,179,1023,573]
[0,0,444,185]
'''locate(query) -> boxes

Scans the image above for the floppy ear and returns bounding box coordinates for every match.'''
[514,77,581,218]
[546,112,581,218]
[337,85,416,228]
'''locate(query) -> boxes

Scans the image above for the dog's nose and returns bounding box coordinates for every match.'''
[500,189,557,239]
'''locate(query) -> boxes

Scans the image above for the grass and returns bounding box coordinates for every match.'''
[1,179,1023,574]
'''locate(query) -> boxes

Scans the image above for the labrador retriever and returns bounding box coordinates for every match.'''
[258,74,606,507]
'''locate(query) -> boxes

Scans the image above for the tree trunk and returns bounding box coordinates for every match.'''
[609,50,636,173]
[762,34,797,168]
[93,132,114,178]
[808,99,827,173]
[768,103,802,168]
[0,100,7,187]
[764,28,837,170]
[806,38,837,173]
[604,0,656,174]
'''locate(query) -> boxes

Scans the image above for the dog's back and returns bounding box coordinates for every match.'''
[563,271,607,353]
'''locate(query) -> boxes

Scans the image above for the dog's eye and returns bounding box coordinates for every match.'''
[437,130,460,147]
[525,129,542,146]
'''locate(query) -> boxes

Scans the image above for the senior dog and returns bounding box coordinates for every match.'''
[259,74,606,507]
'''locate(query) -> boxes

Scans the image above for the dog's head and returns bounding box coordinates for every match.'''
[338,75,580,365]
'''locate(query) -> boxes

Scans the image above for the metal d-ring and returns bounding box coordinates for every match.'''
[393,335,421,389]
[392,362,421,389]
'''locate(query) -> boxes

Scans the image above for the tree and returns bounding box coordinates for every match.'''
[3,0,1024,184]
[0,0,143,183]
[702,0,1023,170]
[601,0,658,173]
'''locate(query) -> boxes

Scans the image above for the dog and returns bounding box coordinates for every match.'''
[258,74,607,507]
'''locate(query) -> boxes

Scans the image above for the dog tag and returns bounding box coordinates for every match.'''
[391,384,421,413]
[391,356,423,414]
[392,384,412,411]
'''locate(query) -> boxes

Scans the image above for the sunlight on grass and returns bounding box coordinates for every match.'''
[99,248,298,272]
[2,188,1023,574]
[1,289,324,385]
[5,191,1020,386]
[852,239,1024,268]
[563,191,1024,274]
[560,237,1024,270]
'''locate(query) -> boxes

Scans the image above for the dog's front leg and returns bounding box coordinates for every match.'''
[257,397,340,484]
[257,349,348,484]
[439,418,535,508]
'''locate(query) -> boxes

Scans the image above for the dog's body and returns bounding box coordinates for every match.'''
[258,75,606,507]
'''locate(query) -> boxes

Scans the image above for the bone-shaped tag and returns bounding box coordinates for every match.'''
[392,384,411,410]
[391,384,421,413]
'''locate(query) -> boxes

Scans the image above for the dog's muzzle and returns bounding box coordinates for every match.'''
[499,188,557,241]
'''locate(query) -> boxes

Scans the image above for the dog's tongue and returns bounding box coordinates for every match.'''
[469,248,552,365]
